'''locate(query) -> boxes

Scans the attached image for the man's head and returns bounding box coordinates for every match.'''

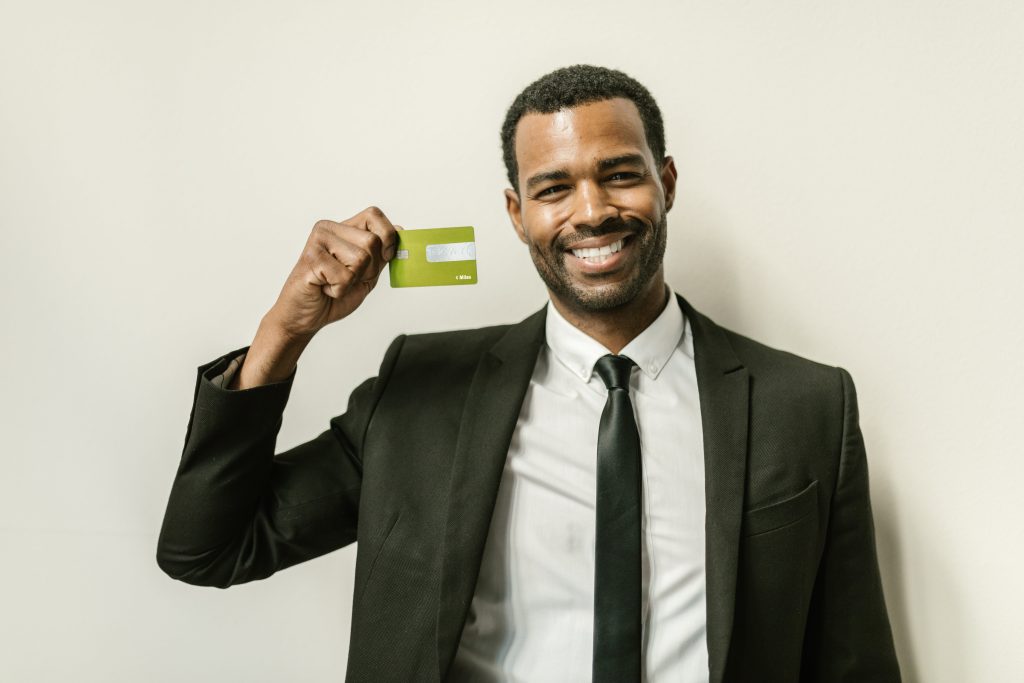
[501,65,666,192]
[502,65,677,317]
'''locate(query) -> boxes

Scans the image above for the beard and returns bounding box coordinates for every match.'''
[525,213,668,313]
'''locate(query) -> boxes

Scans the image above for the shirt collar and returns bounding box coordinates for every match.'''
[544,287,686,382]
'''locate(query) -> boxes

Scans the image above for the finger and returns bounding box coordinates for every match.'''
[311,221,378,277]
[305,235,372,290]
[344,206,399,263]
[317,218,383,274]
[363,208,398,262]
[301,245,357,299]
[330,224,391,279]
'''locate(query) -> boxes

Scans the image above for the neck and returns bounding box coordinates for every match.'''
[549,275,669,354]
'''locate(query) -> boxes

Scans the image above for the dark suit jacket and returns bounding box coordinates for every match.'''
[157,294,901,682]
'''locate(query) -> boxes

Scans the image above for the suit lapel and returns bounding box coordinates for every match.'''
[677,294,749,683]
[436,306,547,679]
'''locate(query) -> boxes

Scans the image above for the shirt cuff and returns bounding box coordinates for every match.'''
[209,352,247,390]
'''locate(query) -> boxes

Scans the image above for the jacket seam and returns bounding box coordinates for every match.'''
[355,333,408,466]
[356,509,404,607]
[833,367,851,506]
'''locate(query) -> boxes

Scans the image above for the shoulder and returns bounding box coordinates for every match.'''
[679,293,844,393]
[701,318,849,416]
[702,320,855,464]
[401,322,517,357]
[394,304,547,364]
[392,322,517,378]
[380,309,542,384]
[721,326,841,385]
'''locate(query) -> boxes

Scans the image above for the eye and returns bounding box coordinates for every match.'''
[533,184,570,199]
[606,171,642,182]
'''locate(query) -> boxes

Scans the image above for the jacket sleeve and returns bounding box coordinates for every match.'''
[801,368,902,680]
[155,336,405,588]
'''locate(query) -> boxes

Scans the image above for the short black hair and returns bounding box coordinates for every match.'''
[501,64,666,191]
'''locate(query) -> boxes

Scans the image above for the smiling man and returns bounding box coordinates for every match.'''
[158,65,901,682]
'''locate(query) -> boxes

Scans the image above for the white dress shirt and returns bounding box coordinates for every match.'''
[451,291,709,682]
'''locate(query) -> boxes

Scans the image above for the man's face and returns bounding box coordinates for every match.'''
[505,98,676,314]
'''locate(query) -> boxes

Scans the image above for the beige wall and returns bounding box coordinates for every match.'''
[2,1,1021,680]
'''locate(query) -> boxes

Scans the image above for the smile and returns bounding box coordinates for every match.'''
[570,238,625,264]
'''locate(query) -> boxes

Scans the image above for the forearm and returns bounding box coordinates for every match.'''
[156,349,296,586]
[156,337,392,589]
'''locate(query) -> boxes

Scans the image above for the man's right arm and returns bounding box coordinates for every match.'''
[155,335,404,588]
[155,207,401,587]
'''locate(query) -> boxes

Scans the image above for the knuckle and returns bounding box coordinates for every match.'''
[353,249,371,269]
[313,219,333,233]
[302,245,321,263]
[364,205,383,218]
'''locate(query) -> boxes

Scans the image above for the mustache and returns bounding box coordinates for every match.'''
[557,217,647,250]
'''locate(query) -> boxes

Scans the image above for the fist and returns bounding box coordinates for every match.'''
[265,206,399,340]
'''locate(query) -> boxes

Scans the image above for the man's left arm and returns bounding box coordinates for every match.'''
[801,368,902,681]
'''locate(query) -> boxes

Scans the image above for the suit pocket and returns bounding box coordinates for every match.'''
[743,480,818,537]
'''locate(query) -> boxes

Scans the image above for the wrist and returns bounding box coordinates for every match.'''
[234,316,314,389]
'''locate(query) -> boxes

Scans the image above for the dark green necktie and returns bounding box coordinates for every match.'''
[592,354,642,683]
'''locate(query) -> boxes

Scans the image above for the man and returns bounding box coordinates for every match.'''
[157,65,901,682]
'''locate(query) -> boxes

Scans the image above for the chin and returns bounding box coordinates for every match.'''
[555,275,657,313]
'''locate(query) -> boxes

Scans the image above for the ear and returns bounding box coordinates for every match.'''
[505,188,529,244]
[660,156,678,212]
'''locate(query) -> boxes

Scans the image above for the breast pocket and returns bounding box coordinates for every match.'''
[742,480,819,538]
[734,479,822,669]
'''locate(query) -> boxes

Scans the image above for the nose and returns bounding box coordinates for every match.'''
[569,179,618,230]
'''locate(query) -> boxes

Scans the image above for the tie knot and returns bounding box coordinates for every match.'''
[593,354,636,391]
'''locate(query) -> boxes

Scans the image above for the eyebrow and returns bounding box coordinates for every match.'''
[525,169,571,191]
[597,154,648,171]
[525,154,649,191]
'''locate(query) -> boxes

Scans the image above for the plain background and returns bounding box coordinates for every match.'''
[2,0,1021,680]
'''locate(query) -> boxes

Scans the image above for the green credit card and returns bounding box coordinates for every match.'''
[388,226,477,288]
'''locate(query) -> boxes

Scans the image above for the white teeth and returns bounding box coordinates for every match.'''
[571,238,624,261]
